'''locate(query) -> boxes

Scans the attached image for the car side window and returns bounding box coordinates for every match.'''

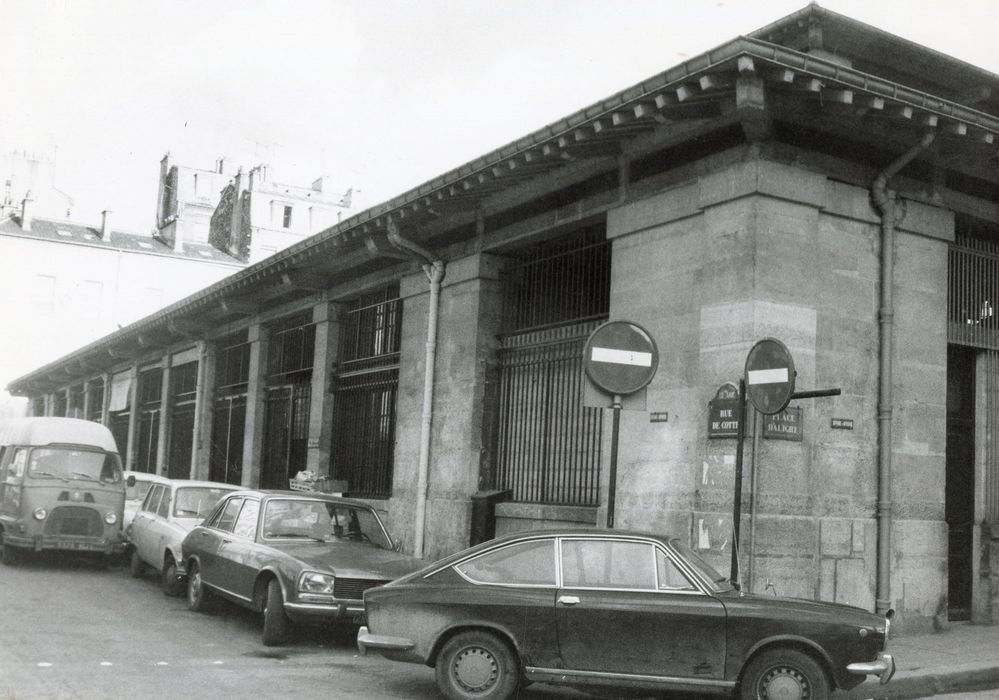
[561,539,657,590]
[656,549,697,591]
[455,539,556,586]
[143,485,164,514]
[156,489,171,518]
[231,499,260,539]
[213,497,243,533]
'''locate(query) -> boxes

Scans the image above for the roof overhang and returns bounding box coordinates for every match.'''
[9,31,999,396]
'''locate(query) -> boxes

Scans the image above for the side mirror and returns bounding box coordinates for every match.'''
[126,475,136,487]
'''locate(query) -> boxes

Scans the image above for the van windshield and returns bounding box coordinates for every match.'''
[27,448,122,484]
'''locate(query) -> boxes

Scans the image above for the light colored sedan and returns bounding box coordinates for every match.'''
[123,471,171,534]
[127,479,239,595]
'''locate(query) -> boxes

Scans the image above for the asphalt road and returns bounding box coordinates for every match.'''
[0,552,607,700]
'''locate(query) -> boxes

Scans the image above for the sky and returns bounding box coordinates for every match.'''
[2,0,998,233]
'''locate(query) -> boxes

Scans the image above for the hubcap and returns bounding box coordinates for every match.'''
[452,646,498,692]
[761,665,808,700]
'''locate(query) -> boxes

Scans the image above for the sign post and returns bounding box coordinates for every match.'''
[583,321,659,528]
[731,338,796,585]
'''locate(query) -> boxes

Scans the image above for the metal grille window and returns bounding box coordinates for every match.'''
[135,368,163,474]
[167,361,198,479]
[211,332,250,485]
[87,379,104,423]
[68,386,84,418]
[216,331,251,393]
[53,392,67,417]
[331,285,401,498]
[494,225,610,506]
[268,312,316,379]
[262,313,316,489]
[949,216,999,522]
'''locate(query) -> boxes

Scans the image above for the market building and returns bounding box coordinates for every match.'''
[7,5,999,633]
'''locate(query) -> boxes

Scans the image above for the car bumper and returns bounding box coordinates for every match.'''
[847,652,896,684]
[5,533,123,554]
[284,600,366,624]
[356,626,417,660]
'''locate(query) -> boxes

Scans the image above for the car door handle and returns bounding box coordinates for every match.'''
[558,595,580,606]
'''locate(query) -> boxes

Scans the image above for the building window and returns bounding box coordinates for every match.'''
[493,224,610,506]
[135,367,163,474]
[283,205,293,228]
[261,313,316,490]
[87,378,105,424]
[331,284,401,498]
[166,361,198,479]
[53,391,68,417]
[211,332,250,486]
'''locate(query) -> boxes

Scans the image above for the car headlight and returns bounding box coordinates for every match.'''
[33,507,47,521]
[104,512,118,525]
[298,571,335,595]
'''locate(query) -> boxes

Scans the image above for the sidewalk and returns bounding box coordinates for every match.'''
[842,623,999,699]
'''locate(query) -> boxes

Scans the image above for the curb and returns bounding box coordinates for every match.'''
[844,667,999,699]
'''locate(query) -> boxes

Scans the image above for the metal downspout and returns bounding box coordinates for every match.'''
[386,219,444,559]
[871,132,935,615]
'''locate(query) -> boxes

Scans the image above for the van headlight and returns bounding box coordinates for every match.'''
[104,512,118,525]
[298,571,335,596]
[33,507,47,520]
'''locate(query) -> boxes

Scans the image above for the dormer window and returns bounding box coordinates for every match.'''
[282,205,293,228]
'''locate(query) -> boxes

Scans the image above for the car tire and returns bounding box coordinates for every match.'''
[161,555,184,596]
[740,648,830,700]
[187,561,212,612]
[128,549,146,578]
[2,541,21,566]
[435,630,520,700]
[262,579,289,647]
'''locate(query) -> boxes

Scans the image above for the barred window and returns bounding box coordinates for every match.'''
[331,285,401,498]
[494,224,610,506]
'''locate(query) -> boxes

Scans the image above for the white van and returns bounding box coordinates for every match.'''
[0,417,125,565]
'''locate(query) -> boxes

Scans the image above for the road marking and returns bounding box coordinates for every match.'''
[100,662,113,667]
[37,663,52,667]
[747,368,788,385]
[156,662,169,666]
[591,347,652,367]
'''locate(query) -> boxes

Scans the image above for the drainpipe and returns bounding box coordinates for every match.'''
[871,132,935,615]
[386,218,445,559]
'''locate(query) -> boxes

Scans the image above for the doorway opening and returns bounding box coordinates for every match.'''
[946,345,975,621]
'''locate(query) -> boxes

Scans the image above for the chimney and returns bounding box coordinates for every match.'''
[100,210,112,239]
[216,156,227,174]
[312,175,331,193]
[20,192,33,230]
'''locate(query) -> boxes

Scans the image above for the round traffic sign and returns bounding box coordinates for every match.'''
[744,338,796,415]
[583,321,659,396]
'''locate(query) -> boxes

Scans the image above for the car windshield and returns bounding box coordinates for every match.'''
[261,499,391,549]
[173,487,233,519]
[27,447,122,484]
[670,537,734,592]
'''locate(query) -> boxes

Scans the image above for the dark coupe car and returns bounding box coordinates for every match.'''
[358,529,895,700]
[182,490,423,646]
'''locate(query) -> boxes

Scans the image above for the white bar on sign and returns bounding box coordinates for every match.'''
[591,347,652,367]
[747,368,788,385]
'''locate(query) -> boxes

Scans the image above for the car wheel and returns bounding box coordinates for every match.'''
[161,555,184,596]
[262,579,289,646]
[128,549,146,578]
[187,561,211,612]
[740,648,830,700]
[435,630,520,700]
[2,541,21,566]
